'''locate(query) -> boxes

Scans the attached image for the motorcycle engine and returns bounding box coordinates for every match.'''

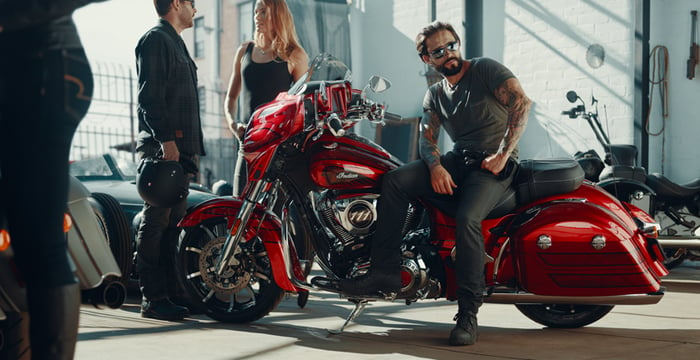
[316,192,378,276]
[317,192,379,240]
[315,191,442,301]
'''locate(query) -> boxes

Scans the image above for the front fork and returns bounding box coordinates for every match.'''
[214,180,271,276]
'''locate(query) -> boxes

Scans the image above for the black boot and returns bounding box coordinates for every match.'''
[141,298,190,321]
[339,270,401,296]
[27,283,81,360]
[449,300,479,346]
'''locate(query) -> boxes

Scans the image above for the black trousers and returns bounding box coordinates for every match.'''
[0,48,92,287]
[232,142,246,197]
[135,149,190,302]
[372,151,515,312]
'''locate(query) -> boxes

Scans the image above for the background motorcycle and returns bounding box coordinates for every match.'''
[173,55,667,333]
[0,176,129,358]
[562,90,700,268]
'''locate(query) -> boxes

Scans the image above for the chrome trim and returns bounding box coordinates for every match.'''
[485,292,663,305]
[492,238,510,282]
[537,234,552,250]
[591,235,606,250]
[215,181,265,276]
[658,238,700,249]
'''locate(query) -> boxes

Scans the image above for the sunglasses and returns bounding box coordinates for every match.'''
[428,41,459,59]
[182,0,195,8]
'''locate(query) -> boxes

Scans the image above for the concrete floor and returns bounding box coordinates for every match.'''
[75,261,700,360]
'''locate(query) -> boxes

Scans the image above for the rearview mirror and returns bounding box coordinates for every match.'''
[368,76,391,93]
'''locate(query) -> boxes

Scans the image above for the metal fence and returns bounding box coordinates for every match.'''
[72,62,236,187]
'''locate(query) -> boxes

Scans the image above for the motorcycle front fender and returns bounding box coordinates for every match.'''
[178,197,304,292]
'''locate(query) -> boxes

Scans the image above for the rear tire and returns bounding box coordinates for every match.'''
[515,304,614,328]
[177,217,285,323]
[0,311,30,359]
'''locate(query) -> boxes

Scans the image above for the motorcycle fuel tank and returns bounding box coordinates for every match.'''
[308,133,402,190]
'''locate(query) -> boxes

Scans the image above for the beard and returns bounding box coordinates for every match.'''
[437,57,463,76]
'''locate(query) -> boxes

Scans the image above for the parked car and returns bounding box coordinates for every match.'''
[70,153,216,228]
[1,178,130,358]
[70,154,217,280]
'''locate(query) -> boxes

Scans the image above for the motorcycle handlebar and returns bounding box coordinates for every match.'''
[383,112,402,122]
[561,105,586,119]
[561,109,577,118]
[327,113,346,137]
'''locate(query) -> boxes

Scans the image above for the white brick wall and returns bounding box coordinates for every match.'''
[350,0,698,182]
[497,0,637,160]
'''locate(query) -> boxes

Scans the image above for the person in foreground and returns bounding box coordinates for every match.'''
[134,0,205,321]
[339,21,532,346]
[224,0,308,196]
[1,1,106,358]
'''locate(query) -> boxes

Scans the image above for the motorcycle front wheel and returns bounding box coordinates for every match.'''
[177,217,285,323]
[515,304,614,328]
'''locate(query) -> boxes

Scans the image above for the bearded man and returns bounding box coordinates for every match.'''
[339,20,532,346]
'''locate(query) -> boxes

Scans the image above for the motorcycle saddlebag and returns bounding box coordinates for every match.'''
[66,177,122,289]
[515,159,585,204]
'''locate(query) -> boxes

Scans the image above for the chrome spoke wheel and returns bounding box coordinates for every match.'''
[177,218,284,323]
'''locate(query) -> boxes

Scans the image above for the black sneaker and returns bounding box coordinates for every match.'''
[141,298,190,321]
[339,271,401,296]
[449,312,478,346]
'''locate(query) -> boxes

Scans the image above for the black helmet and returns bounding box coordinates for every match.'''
[136,159,189,208]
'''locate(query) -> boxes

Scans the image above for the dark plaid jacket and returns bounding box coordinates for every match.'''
[135,19,205,157]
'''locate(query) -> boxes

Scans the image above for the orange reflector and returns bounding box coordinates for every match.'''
[229,218,242,236]
[0,229,10,251]
[63,213,73,233]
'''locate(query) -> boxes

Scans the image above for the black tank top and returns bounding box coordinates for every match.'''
[240,42,293,123]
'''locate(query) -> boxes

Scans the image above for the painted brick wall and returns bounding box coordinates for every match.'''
[491,0,637,162]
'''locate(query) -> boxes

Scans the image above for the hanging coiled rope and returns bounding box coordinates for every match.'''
[645,45,669,136]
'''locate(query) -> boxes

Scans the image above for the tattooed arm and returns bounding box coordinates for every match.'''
[481,77,531,175]
[420,110,457,195]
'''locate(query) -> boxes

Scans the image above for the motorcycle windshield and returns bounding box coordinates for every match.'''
[288,53,351,95]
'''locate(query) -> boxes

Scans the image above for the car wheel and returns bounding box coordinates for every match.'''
[89,193,133,290]
[0,311,30,359]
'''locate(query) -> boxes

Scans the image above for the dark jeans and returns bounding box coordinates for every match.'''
[135,150,190,301]
[373,151,515,311]
[0,48,93,287]
[232,143,246,197]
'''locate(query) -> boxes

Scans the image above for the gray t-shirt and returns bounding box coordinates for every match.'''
[422,57,516,157]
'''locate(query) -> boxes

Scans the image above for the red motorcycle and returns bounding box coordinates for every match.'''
[174,54,668,332]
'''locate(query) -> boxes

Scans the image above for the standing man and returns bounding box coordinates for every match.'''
[135,0,205,321]
[340,21,531,346]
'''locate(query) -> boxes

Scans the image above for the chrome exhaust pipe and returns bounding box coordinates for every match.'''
[658,237,700,249]
[485,291,663,305]
[82,277,127,309]
[100,280,127,309]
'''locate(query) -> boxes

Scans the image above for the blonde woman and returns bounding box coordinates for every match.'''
[225,0,308,196]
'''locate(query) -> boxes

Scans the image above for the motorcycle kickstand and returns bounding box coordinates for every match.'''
[328,299,369,335]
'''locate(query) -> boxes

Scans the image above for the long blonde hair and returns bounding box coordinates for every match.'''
[254,0,302,63]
